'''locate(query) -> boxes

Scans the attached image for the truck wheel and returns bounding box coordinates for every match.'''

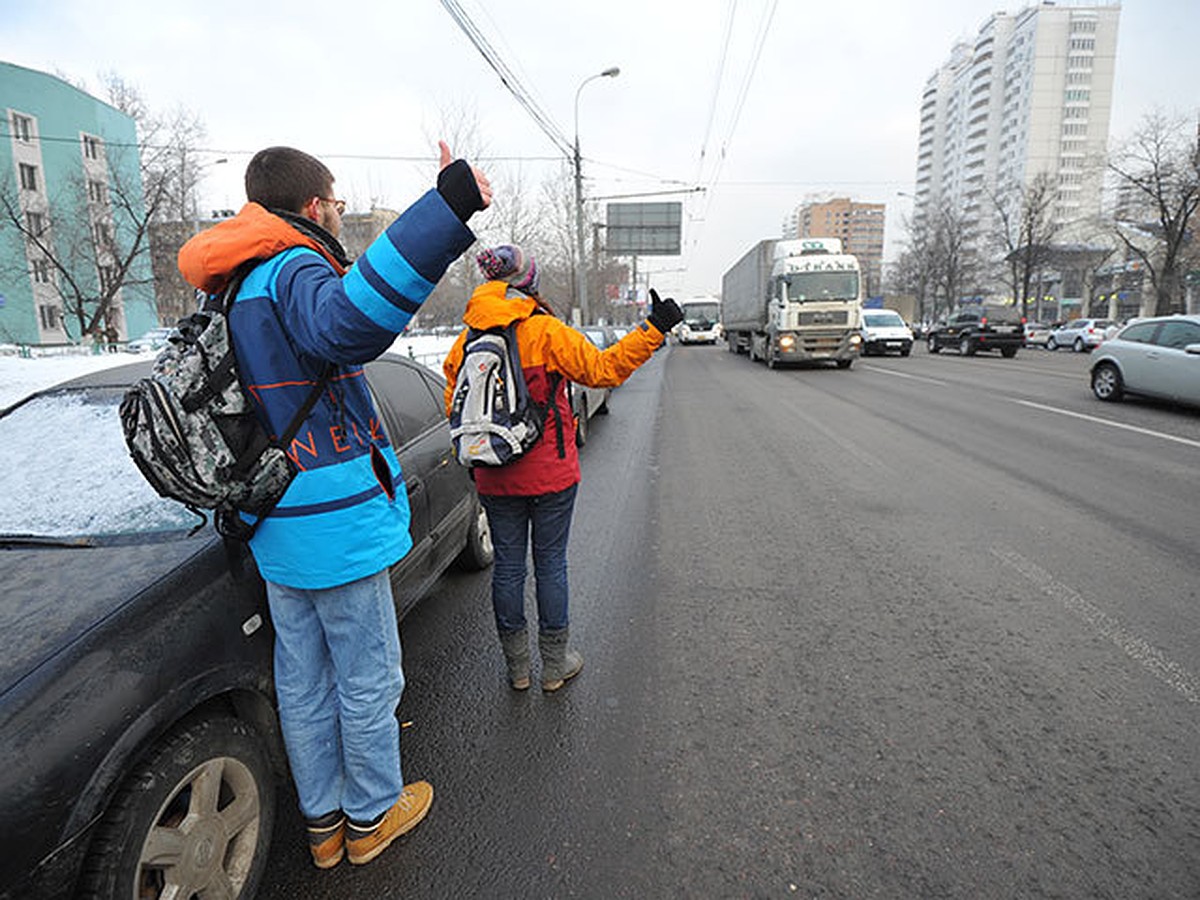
[927,335,940,354]
[836,359,853,370]
[78,716,275,900]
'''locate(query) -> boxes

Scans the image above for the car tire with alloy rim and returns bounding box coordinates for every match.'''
[1074,337,1085,352]
[78,716,274,900]
[960,336,975,356]
[1047,336,1058,351]
[1091,362,1125,402]
[454,499,494,570]
[927,335,940,354]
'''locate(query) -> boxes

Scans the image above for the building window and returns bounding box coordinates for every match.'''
[1064,107,1088,120]
[38,304,61,330]
[98,265,117,292]
[82,134,101,160]
[25,210,45,236]
[18,163,38,191]
[1069,38,1095,51]
[88,179,106,203]
[1065,89,1091,102]
[93,222,113,246]
[1067,55,1092,70]
[31,258,50,283]
[11,112,32,142]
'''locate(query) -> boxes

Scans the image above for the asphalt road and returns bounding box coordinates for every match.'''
[257,341,1200,899]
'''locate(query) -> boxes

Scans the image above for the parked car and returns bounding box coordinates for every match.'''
[1089,314,1200,408]
[859,309,913,356]
[1046,317,1115,352]
[0,353,492,900]
[1023,321,1053,347]
[570,327,612,447]
[124,326,174,354]
[925,304,1023,358]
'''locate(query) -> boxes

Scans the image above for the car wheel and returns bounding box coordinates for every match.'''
[1047,336,1058,351]
[1073,337,1085,352]
[454,499,494,570]
[927,335,940,354]
[1001,347,1017,358]
[574,398,589,447]
[900,348,911,357]
[1091,362,1124,402]
[78,716,274,900]
[959,336,975,356]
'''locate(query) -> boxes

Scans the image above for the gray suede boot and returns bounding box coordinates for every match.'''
[498,628,531,690]
[538,628,583,692]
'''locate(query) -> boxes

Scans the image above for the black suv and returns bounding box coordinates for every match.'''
[926,304,1023,358]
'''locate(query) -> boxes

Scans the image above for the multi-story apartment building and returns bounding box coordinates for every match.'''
[1,61,157,346]
[783,197,886,298]
[913,3,1120,279]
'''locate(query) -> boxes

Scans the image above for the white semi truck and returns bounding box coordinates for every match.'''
[721,238,863,369]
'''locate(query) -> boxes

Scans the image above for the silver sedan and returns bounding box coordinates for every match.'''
[1090,314,1200,408]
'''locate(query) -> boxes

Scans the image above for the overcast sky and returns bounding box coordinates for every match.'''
[6,0,1197,299]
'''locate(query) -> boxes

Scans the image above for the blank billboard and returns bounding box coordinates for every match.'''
[605,202,682,256]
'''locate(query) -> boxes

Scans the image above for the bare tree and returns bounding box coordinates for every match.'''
[1108,110,1200,315]
[0,75,205,340]
[990,172,1061,320]
[897,210,936,324]
[921,200,983,318]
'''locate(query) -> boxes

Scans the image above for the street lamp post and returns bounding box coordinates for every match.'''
[574,66,619,325]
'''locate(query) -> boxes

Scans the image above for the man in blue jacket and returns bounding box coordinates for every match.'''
[179,143,490,868]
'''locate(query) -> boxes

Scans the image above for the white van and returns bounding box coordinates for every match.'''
[860,308,913,356]
[674,297,722,345]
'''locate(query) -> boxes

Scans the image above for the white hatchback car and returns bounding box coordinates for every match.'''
[1090,315,1200,408]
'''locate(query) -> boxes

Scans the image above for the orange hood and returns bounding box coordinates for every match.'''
[463,280,544,331]
[178,202,348,294]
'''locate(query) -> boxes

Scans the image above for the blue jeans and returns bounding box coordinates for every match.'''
[265,569,404,823]
[480,484,578,634]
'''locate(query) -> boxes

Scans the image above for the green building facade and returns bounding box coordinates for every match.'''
[1,61,157,346]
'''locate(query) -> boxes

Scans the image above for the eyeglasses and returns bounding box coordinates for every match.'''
[318,197,346,215]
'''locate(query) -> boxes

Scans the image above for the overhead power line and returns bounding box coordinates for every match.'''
[439,0,573,158]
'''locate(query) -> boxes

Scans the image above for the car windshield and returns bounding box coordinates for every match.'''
[0,388,197,540]
[783,272,859,302]
[582,328,609,348]
[863,312,905,327]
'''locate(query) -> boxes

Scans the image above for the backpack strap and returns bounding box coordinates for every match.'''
[507,315,568,459]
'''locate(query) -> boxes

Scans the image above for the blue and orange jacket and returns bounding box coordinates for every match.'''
[442,281,666,496]
[178,194,474,589]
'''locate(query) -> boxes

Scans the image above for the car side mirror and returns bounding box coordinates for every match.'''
[1184,343,1200,356]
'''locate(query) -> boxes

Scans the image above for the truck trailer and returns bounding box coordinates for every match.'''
[721,238,863,368]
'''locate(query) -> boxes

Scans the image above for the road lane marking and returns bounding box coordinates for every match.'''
[993,548,1200,704]
[860,365,948,386]
[1010,399,1200,450]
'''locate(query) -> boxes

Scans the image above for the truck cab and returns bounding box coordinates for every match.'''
[758,239,862,368]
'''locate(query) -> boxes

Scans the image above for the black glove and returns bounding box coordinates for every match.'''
[647,288,683,335]
[437,158,486,223]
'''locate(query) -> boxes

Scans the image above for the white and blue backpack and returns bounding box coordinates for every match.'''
[449,318,563,467]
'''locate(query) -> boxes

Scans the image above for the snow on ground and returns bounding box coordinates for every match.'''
[0,333,458,410]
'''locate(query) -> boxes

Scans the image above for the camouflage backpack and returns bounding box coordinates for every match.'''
[119,268,330,540]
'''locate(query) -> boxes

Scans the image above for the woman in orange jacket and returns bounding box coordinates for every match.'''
[443,245,682,691]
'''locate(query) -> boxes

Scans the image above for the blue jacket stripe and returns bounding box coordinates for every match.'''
[342,266,419,333]
[383,190,475,283]
[272,484,385,517]
[358,251,425,314]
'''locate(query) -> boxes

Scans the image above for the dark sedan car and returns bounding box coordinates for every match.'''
[0,354,492,900]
